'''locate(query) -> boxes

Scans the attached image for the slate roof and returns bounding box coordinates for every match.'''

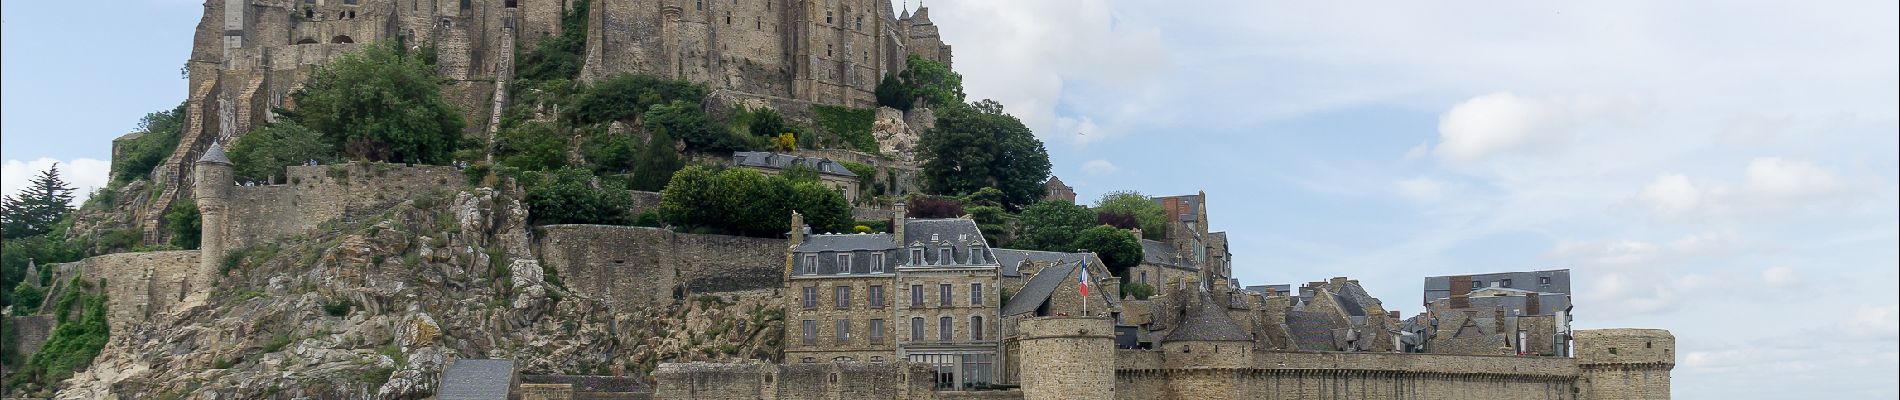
[1423,269,1570,307]
[1285,311,1337,351]
[1139,239,1196,270]
[1330,292,1367,317]
[1161,292,1252,342]
[730,151,858,177]
[1243,284,1292,295]
[197,142,232,165]
[991,249,1090,278]
[796,233,896,252]
[792,218,997,276]
[439,359,515,400]
[1001,260,1079,316]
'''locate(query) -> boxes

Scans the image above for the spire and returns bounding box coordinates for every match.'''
[197,142,233,165]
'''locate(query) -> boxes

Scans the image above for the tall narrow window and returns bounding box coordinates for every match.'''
[910,284,923,306]
[802,320,817,345]
[837,254,852,273]
[804,254,817,274]
[826,11,833,24]
[940,284,952,307]
[835,286,852,309]
[869,319,885,344]
[970,283,982,306]
[939,316,953,341]
[910,317,924,341]
[869,285,885,308]
[1140,271,1148,285]
[802,287,817,309]
[940,248,952,264]
[836,319,851,344]
[969,248,982,264]
[971,316,984,341]
[911,248,924,264]
[872,253,885,273]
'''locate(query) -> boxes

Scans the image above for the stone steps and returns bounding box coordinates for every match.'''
[142,79,220,245]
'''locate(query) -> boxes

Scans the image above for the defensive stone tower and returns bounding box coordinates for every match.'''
[192,143,235,293]
[1575,328,1675,400]
[1016,316,1114,400]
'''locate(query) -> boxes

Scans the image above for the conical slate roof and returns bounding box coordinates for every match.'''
[1162,291,1252,342]
[197,142,232,165]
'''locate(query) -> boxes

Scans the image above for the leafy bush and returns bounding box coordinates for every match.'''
[1094,190,1166,239]
[1096,210,1139,230]
[813,105,877,154]
[287,41,466,164]
[229,121,335,182]
[646,100,749,152]
[0,229,84,309]
[1072,225,1142,278]
[514,0,590,83]
[1011,200,1095,252]
[569,74,708,125]
[1120,282,1155,300]
[10,281,44,316]
[9,275,109,388]
[111,103,187,183]
[522,167,635,225]
[907,195,964,219]
[658,165,850,237]
[496,121,572,172]
[165,198,201,250]
[918,100,1050,210]
[323,298,355,317]
[628,127,684,191]
[874,73,913,110]
[899,54,964,109]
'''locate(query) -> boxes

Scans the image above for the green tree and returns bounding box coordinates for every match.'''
[522,168,635,225]
[1011,200,1095,252]
[900,54,964,108]
[658,165,848,237]
[918,100,1051,210]
[228,121,335,182]
[287,41,466,164]
[569,74,708,125]
[874,73,914,110]
[0,233,84,309]
[10,281,44,315]
[165,198,201,250]
[966,205,1014,246]
[11,276,109,388]
[515,0,591,83]
[644,100,743,152]
[1093,190,1166,239]
[2,164,76,239]
[1071,225,1142,279]
[110,103,187,183]
[582,129,641,174]
[629,127,684,191]
[497,121,574,172]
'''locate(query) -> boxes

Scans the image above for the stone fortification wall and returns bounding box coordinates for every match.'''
[51,251,201,335]
[1111,349,1581,400]
[5,315,54,363]
[1575,329,1674,400]
[1017,317,1115,400]
[536,225,785,309]
[628,190,663,217]
[652,361,934,399]
[225,163,465,249]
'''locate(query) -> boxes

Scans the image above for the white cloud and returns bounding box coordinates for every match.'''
[1761,266,1802,288]
[1745,157,1844,198]
[1638,173,1709,217]
[1080,159,1118,175]
[2,158,110,205]
[1433,92,1655,163]
[1841,304,1900,341]
[1394,177,1445,202]
[1402,141,1430,161]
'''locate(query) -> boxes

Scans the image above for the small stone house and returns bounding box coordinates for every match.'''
[732,151,861,204]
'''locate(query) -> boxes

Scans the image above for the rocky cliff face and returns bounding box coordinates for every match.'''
[42,187,783,399]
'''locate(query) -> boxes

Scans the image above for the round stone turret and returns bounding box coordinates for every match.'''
[1016,316,1114,400]
[192,142,235,293]
[1575,329,1675,399]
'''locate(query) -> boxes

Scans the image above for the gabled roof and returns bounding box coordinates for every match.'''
[1285,310,1337,351]
[1001,260,1079,316]
[1139,239,1196,270]
[439,359,515,400]
[1162,292,1251,342]
[991,248,1089,277]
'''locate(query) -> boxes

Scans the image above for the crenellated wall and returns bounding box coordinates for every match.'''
[536,225,787,309]
[653,361,935,399]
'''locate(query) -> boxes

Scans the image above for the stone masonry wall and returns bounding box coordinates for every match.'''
[55,251,201,335]
[1112,349,1582,400]
[1017,317,1114,400]
[5,316,54,364]
[653,361,935,399]
[1575,329,1674,400]
[536,225,785,309]
[226,163,466,249]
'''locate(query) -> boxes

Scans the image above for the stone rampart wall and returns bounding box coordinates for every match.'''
[53,251,201,335]
[6,315,54,362]
[1111,349,1582,400]
[226,163,465,249]
[536,225,785,309]
[652,361,934,399]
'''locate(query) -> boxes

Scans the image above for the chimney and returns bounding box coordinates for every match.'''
[1131,227,1142,240]
[1388,311,1401,320]
[1493,306,1506,334]
[788,211,805,247]
[892,200,908,245]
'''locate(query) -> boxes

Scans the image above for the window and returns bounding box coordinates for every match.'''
[826,44,833,57]
[802,320,817,345]
[971,316,984,340]
[910,317,924,341]
[726,13,732,24]
[804,254,817,274]
[836,320,851,343]
[970,283,983,306]
[1471,281,1482,290]
[939,316,953,340]
[1500,279,1513,288]
[869,319,885,344]
[911,248,924,264]
[837,254,852,273]
[856,15,863,30]
[835,286,852,309]
[802,287,817,309]
[1140,271,1148,285]
[696,0,703,10]
[872,253,885,273]
[940,284,952,306]
[940,248,952,264]
[1540,277,1551,285]
[869,285,885,308]
[911,284,923,306]
[826,11,833,24]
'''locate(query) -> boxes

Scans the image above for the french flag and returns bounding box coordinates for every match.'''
[1078,266,1090,297]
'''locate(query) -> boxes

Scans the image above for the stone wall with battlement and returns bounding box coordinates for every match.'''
[225,163,466,249]
[536,225,786,309]
[652,361,936,399]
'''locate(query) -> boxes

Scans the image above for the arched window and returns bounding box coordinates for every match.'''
[296,38,320,45]
[726,12,732,24]
[331,35,354,44]
[826,44,832,57]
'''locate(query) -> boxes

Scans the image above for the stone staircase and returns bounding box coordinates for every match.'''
[485,15,518,162]
[141,80,220,245]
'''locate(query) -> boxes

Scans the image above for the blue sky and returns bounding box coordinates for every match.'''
[4,0,1896,398]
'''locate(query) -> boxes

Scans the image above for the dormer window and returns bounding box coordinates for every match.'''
[969,248,982,264]
[804,254,817,274]
[1540,277,1551,285]
[837,254,853,273]
[911,247,924,265]
[872,253,885,273]
[1500,279,1513,288]
[940,248,952,265]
